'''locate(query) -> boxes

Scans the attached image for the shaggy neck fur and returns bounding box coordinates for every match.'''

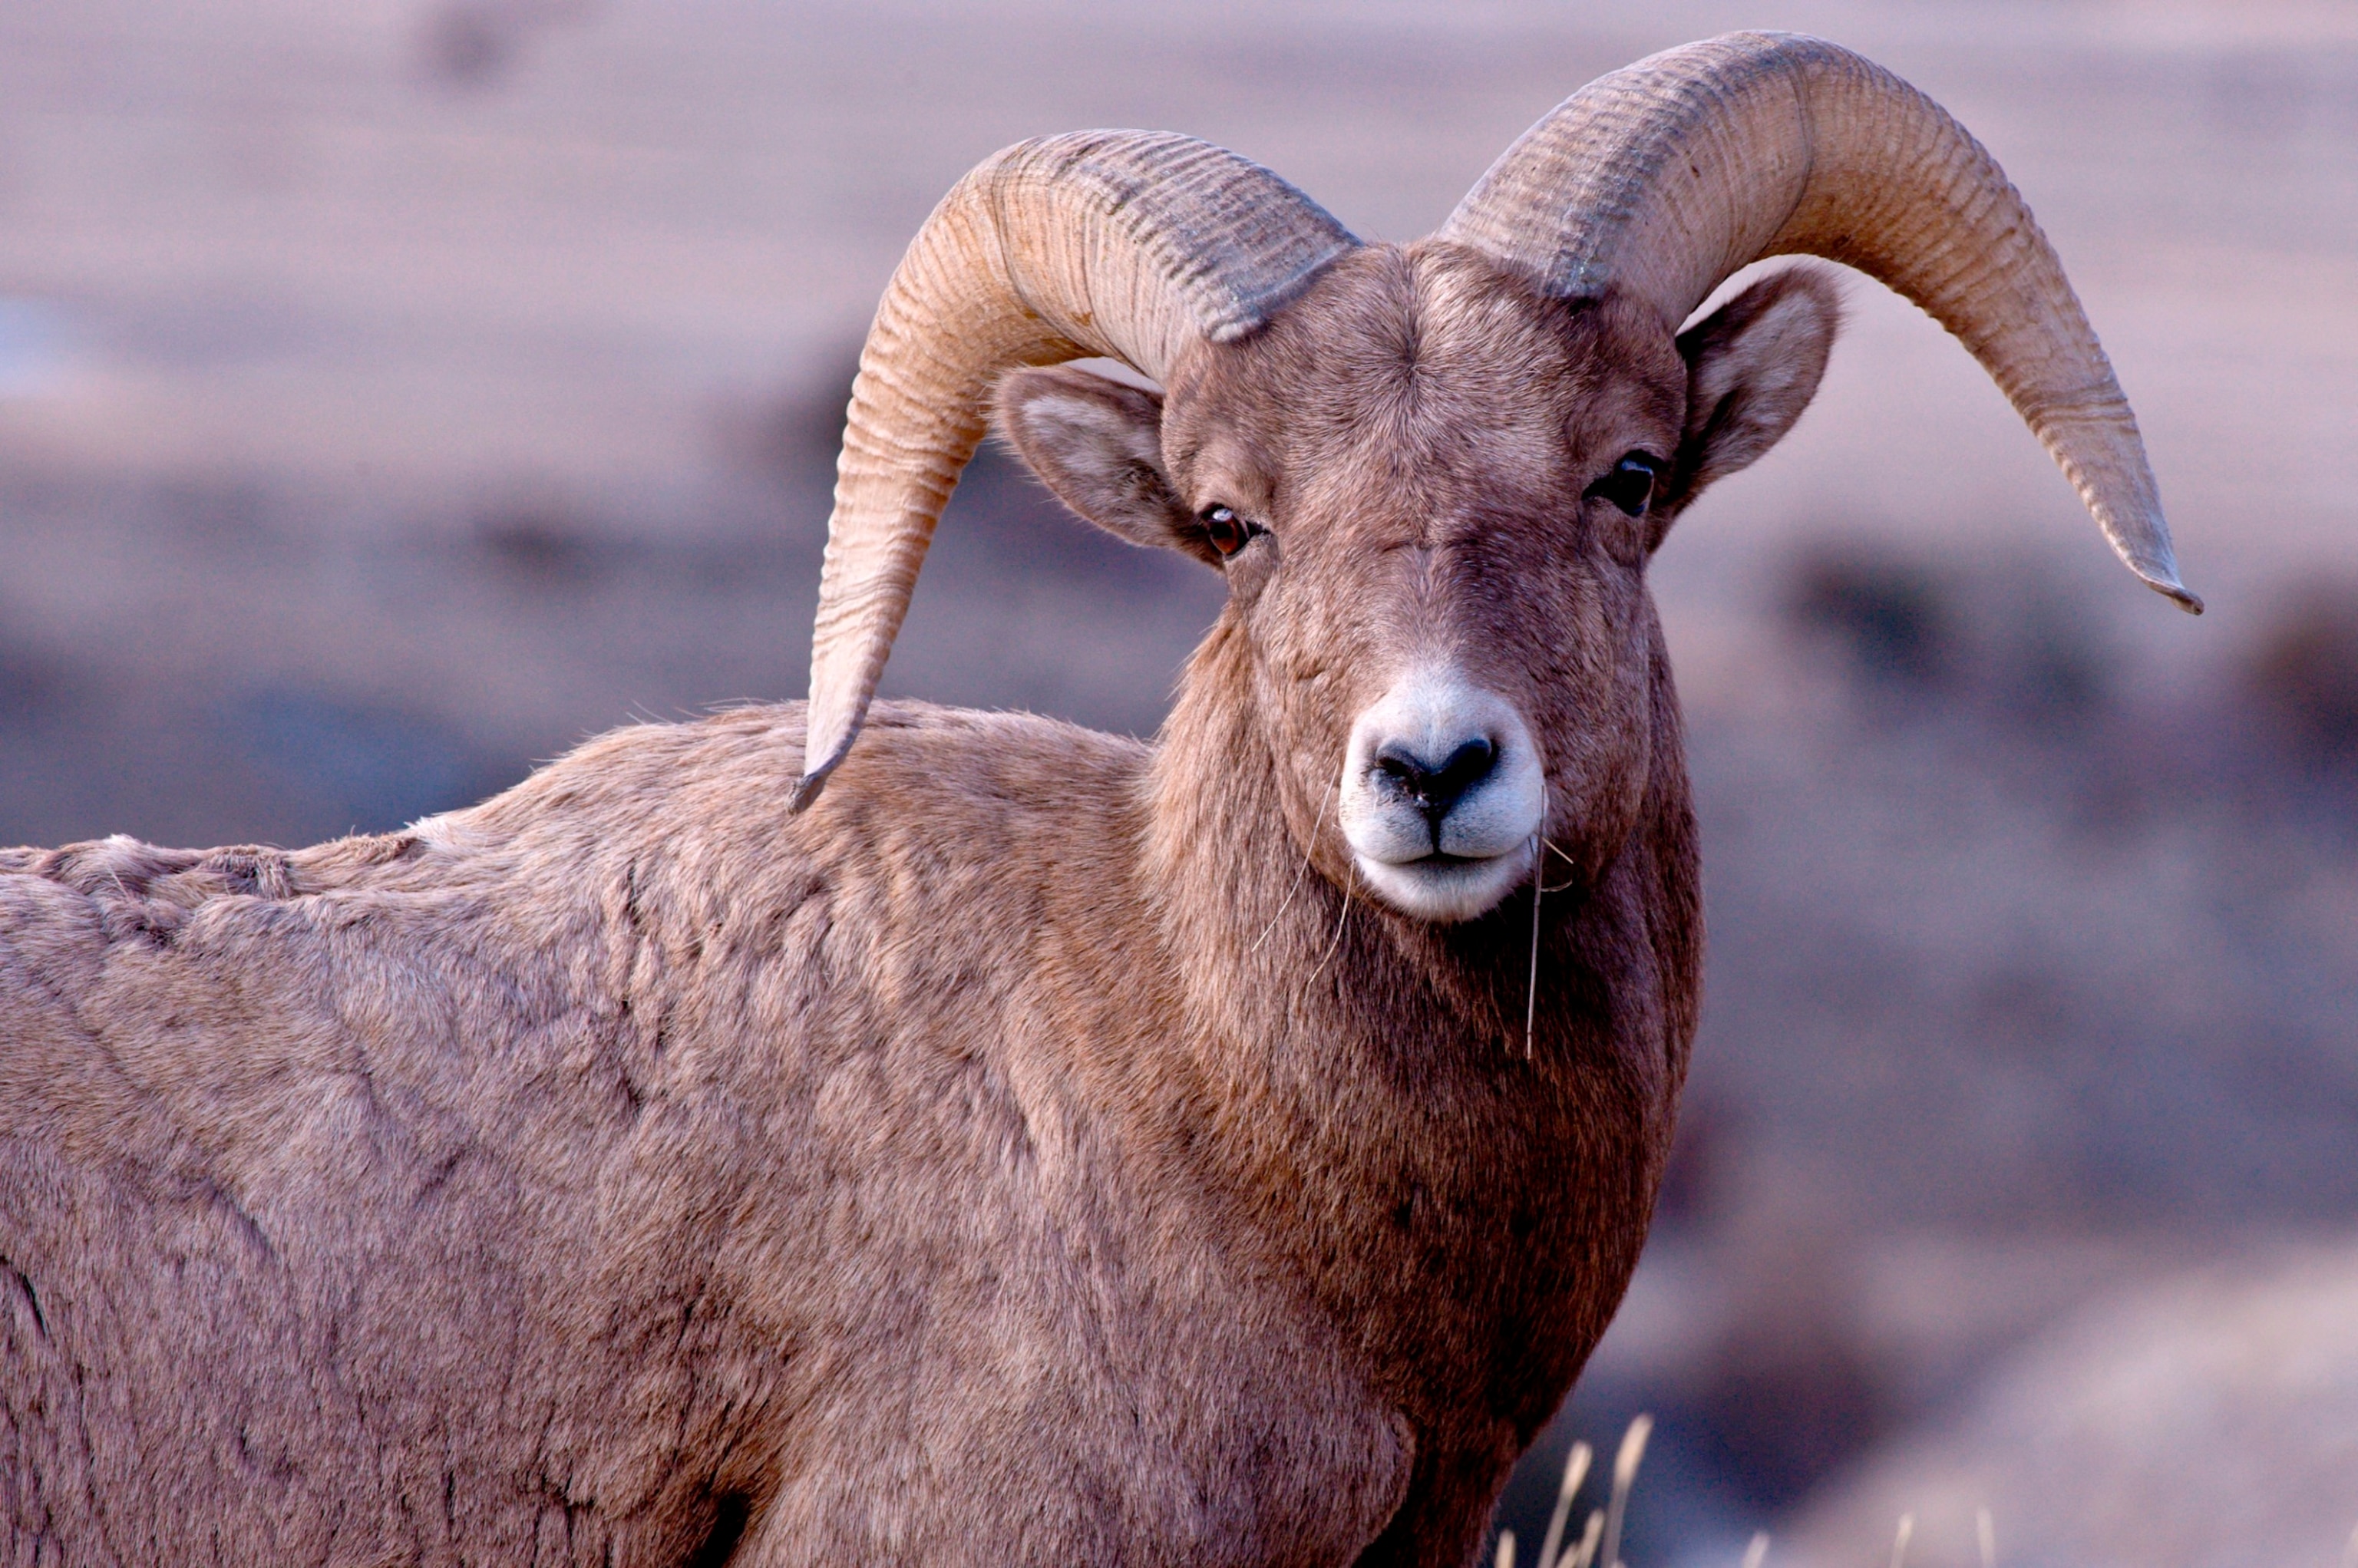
[1132,613,1701,1558]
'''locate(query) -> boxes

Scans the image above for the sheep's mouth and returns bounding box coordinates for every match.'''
[1352,842,1533,925]
[1397,850,1490,870]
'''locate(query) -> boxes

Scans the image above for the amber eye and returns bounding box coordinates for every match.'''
[1200,504,1253,557]
[1584,453,1662,518]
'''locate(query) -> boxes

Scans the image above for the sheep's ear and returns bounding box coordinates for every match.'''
[1656,266,1842,527]
[996,365,1218,566]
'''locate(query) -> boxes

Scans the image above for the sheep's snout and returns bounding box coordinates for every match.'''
[1338,668,1544,923]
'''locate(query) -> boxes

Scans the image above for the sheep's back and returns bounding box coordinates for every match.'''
[0,702,1403,1564]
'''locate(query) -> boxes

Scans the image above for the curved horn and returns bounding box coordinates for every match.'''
[794,131,1357,808]
[1438,31,2198,613]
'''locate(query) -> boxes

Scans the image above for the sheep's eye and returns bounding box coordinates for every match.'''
[1584,453,1662,518]
[1200,504,1253,557]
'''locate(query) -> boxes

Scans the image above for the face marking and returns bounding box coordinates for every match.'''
[1337,665,1546,923]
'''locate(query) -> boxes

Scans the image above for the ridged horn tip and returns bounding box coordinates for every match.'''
[2102,492,2201,612]
[790,723,856,813]
[2149,574,2204,616]
[788,767,831,814]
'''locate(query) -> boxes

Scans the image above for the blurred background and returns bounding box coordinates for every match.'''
[2,1,2353,1562]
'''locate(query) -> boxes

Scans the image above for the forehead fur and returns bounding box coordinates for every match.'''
[1164,240,1688,525]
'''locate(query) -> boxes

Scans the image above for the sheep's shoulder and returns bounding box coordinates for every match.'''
[451,696,1150,873]
[421,698,1157,999]
[1,700,1144,1146]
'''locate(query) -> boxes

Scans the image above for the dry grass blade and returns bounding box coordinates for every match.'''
[1249,780,1333,955]
[1890,1513,1915,1568]
[1566,1509,1604,1568]
[1741,1530,1769,1568]
[1537,1440,1593,1568]
[1977,1507,1996,1568]
[1302,867,1356,995]
[1524,832,1543,1058]
[1600,1414,1651,1568]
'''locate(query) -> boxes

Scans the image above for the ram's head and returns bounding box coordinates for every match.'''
[793,32,2196,924]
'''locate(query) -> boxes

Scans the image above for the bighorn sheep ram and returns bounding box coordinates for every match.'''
[2,34,2193,1567]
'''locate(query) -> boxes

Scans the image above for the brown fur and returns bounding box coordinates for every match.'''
[2,247,1838,1564]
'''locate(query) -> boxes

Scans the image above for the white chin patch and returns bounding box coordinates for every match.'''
[1336,666,1547,924]
[1352,843,1539,923]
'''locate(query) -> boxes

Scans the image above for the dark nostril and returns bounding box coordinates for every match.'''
[1372,736,1498,823]
[1432,738,1495,798]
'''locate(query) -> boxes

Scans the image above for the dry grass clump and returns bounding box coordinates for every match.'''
[1518,1412,2358,1567]
[1493,1417,2020,1568]
[1493,1415,1646,1568]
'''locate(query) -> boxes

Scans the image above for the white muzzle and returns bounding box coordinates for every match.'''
[1336,667,1544,922]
